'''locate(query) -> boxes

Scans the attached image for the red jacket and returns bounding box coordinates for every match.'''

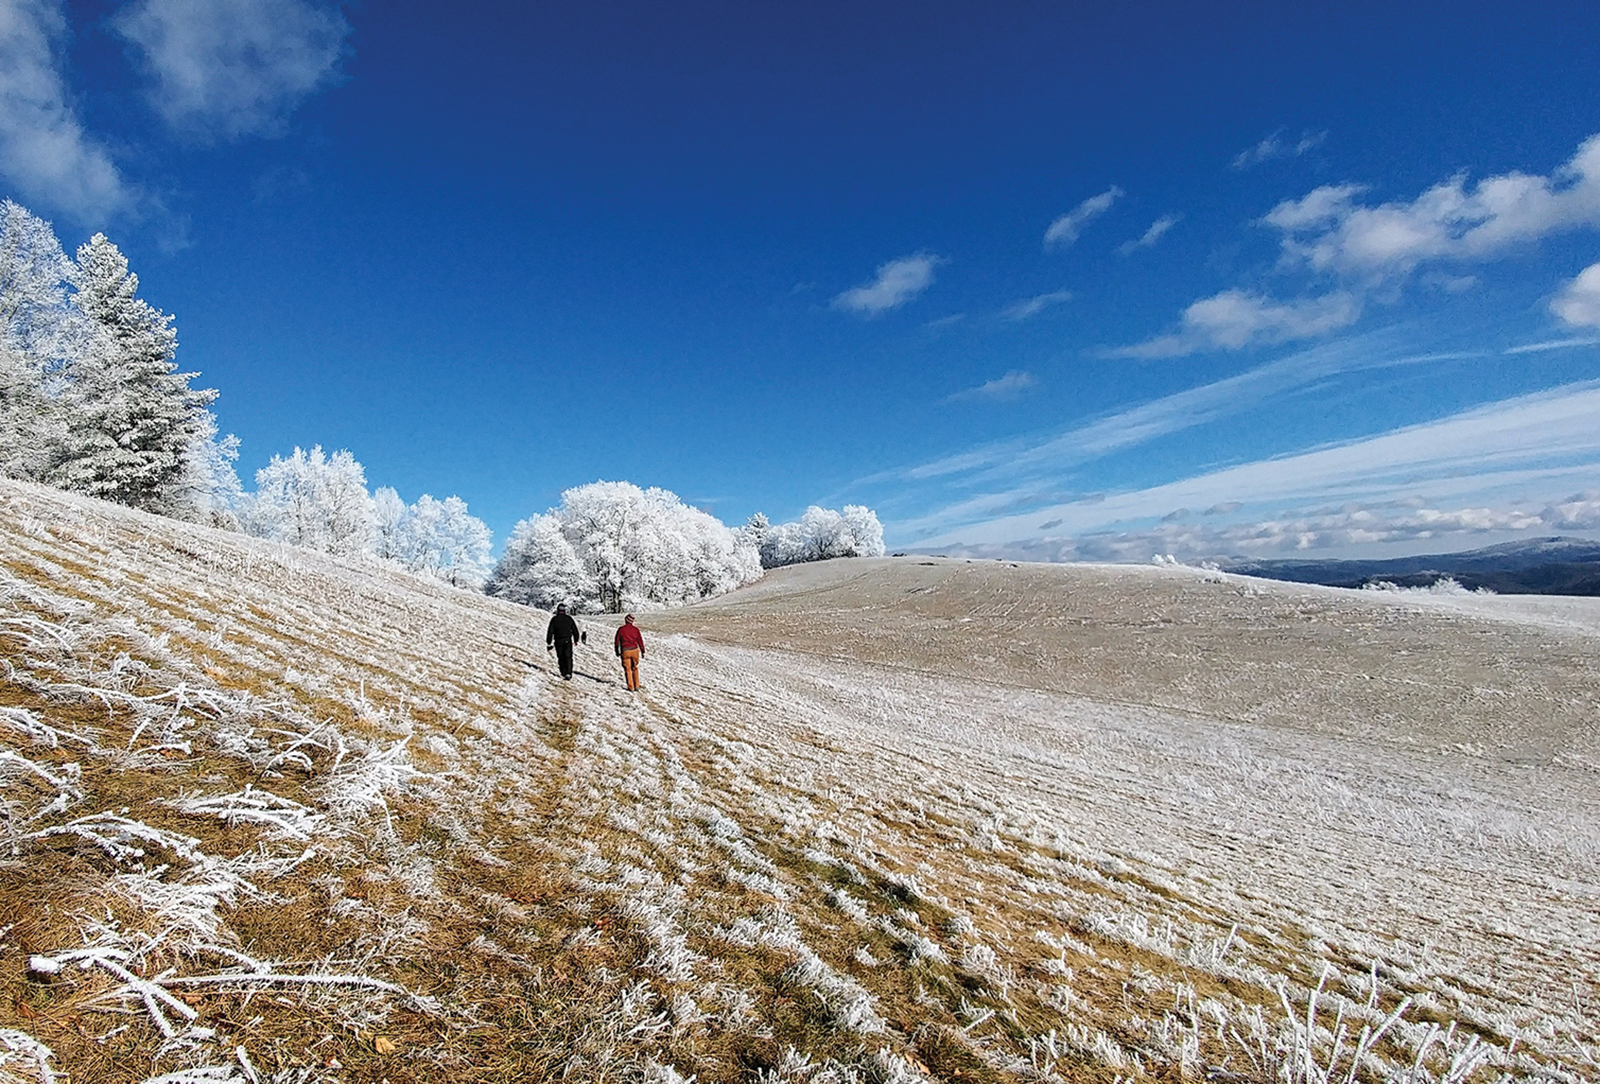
[614,623,644,654]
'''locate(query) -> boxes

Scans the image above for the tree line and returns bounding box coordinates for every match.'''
[0,199,884,606]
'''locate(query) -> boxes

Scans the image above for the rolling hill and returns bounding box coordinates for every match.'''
[1,478,1595,1083]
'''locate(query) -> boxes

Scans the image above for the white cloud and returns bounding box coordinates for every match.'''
[1116,214,1180,255]
[1112,289,1361,358]
[1265,133,1600,278]
[832,252,943,315]
[1550,261,1600,329]
[913,380,1600,556]
[946,370,1036,403]
[1231,129,1326,170]
[1044,186,1122,247]
[1001,288,1071,321]
[0,0,134,220]
[1117,136,1600,360]
[115,0,350,141]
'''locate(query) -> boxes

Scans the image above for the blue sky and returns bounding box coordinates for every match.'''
[5,0,1600,560]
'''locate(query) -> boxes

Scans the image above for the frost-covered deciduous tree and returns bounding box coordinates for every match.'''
[0,341,62,481]
[486,513,590,609]
[369,485,493,587]
[245,445,374,555]
[433,495,494,588]
[489,480,762,612]
[50,233,219,513]
[0,201,76,480]
[399,493,494,588]
[170,412,244,529]
[758,505,885,568]
[0,200,76,366]
[372,486,407,560]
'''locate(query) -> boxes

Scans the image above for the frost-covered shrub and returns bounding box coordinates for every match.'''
[488,480,762,612]
[1361,576,1493,596]
[756,505,885,569]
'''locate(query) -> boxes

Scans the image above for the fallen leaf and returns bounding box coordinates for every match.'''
[374,1036,398,1055]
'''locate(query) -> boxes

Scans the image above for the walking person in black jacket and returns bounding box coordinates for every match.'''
[546,603,583,680]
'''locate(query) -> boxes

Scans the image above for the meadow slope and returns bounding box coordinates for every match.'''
[0,478,1595,1084]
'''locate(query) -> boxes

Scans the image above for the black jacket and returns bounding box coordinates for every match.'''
[546,612,580,647]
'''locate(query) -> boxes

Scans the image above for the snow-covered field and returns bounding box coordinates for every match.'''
[0,478,1595,1083]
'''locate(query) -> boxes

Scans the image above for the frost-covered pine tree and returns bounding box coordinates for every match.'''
[245,446,374,555]
[0,201,76,480]
[50,233,218,512]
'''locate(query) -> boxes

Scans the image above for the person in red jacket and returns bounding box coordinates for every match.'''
[614,614,645,691]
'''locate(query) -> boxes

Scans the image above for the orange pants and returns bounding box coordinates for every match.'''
[620,648,641,690]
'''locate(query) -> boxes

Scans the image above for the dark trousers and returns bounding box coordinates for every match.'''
[554,641,574,679]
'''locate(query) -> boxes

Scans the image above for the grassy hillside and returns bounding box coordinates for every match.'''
[0,479,1595,1083]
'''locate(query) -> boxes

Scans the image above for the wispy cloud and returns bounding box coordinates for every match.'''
[913,380,1600,557]
[1116,214,1180,255]
[1265,133,1600,279]
[1231,128,1327,170]
[115,0,350,141]
[1504,336,1600,355]
[1001,288,1072,321]
[897,331,1459,486]
[1044,186,1122,247]
[0,0,135,221]
[832,252,944,315]
[946,370,1036,403]
[1550,261,1600,329]
[1111,289,1361,358]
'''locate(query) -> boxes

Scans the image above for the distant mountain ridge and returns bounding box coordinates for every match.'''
[1221,536,1600,595]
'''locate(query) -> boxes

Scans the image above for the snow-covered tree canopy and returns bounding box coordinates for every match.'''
[756,505,886,569]
[488,480,763,612]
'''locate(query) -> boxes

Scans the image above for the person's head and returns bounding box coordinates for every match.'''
[556,603,567,613]
[625,614,635,625]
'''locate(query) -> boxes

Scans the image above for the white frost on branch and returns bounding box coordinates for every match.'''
[0,1027,57,1084]
[165,785,322,839]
